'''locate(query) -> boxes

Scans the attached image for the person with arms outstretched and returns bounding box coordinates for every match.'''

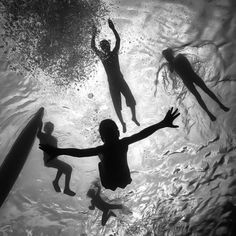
[37,121,76,196]
[39,108,180,191]
[91,19,140,133]
[161,48,229,121]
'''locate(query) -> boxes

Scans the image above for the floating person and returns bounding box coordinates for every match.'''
[39,107,180,191]
[37,121,76,196]
[87,181,124,226]
[161,48,230,121]
[91,19,140,133]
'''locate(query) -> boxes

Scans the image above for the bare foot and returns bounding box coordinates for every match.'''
[64,189,76,196]
[52,180,61,192]
[132,117,140,126]
[221,105,230,112]
[210,114,216,122]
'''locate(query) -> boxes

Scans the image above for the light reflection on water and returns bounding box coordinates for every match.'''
[0,0,236,235]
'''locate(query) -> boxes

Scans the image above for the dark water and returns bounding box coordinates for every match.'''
[0,0,236,235]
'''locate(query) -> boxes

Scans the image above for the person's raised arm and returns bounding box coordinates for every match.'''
[108,19,120,53]
[123,107,180,145]
[39,144,102,159]
[91,25,102,56]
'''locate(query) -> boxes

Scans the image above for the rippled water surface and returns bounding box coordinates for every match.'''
[0,0,236,235]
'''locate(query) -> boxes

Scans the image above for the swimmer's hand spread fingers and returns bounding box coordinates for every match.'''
[39,144,59,160]
[162,107,180,128]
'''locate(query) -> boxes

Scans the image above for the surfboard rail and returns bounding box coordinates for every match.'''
[0,107,44,208]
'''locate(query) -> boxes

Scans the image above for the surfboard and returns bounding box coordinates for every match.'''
[0,107,44,208]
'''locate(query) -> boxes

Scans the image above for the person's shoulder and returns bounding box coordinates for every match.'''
[176,53,185,60]
[119,137,129,146]
[175,54,188,63]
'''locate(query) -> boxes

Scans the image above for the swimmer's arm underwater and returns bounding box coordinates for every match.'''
[108,19,120,52]
[39,144,102,159]
[91,25,102,56]
[122,107,180,145]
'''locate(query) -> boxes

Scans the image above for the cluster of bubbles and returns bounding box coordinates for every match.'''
[0,0,108,85]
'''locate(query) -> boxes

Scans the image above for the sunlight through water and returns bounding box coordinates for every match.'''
[0,0,236,235]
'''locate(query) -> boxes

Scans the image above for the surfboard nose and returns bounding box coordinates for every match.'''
[37,107,44,118]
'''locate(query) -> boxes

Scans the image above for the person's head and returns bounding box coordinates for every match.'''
[87,188,96,198]
[99,119,119,143]
[99,40,110,53]
[44,122,54,134]
[162,48,174,63]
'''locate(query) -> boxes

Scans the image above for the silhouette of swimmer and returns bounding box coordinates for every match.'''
[37,121,76,196]
[87,182,123,226]
[39,108,180,191]
[161,48,230,121]
[91,19,140,133]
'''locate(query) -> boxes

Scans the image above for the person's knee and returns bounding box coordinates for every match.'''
[61,163,72,174]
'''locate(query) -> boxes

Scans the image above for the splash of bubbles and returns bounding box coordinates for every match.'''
[0,0,108,85]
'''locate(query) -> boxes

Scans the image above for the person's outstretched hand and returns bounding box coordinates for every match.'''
[162,107,180,128]
[108,19,115,29]
[39,144,59,161]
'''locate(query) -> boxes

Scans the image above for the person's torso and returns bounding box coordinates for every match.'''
[40,133,57,163]
[100,141,129,175]
[101,51,123,82]
[174,54,195,80]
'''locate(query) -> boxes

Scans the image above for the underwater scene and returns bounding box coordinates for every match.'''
[0,0,236,235]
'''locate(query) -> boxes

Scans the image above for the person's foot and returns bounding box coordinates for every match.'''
[221,105,230,112]
[209,114,217,122]
[63,189,76,196]
[52,180,61,192]
[132,117,140,126]
[122,123,127,133]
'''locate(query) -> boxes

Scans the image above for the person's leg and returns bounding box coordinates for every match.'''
[188,84,216,121]
[63,163,76,196]
[51,159,76,196]
[120,80,140,126]
[130,105,140,126]
[108,203,123,210]
[109,86,126,132]
[194,75,230,112]
[45,160,62,192]
[101,211,109,226]
[101,210,116,226]
[114,106,126,133]
[53,170,62,192]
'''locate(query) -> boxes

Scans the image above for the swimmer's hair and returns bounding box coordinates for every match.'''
[87,188,96,198]
[100,39,110,46]
[162,48,174,57]
[99,119,119,141]
[99,39,110,50]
